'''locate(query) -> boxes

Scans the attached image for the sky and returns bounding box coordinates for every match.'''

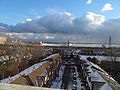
[0,0,119,25]
[0,0,120,43]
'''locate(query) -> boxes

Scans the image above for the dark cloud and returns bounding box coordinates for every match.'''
[0,23,9,32]
[0,12,120,43]
[0,12,105,34]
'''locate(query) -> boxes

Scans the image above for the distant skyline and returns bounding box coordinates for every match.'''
[0,0,119,25]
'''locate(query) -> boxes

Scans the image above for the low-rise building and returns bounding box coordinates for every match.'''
[0,37,7,44]
[0,53,62,87]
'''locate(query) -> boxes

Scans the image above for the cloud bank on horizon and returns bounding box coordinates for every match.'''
[0,11,120,43]
[0,11,106,33]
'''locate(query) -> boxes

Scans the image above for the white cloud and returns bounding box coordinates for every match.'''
[35,16,42,19]
[45,35,55,40]
[84,12,105,25]
[74,12,105,32]
[2,11,120,43]
[22,18,32,23]
[59,12,72,17]
[26,18,32,22]
[101,3,113,12]
[86,0,92,4]
[46,8,60,14]
[0,12,105,33]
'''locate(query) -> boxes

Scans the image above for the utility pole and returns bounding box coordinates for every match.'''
[109,36,113,61]
[68,40,71,51]
[68,41,69,47]
[109,36,111,45]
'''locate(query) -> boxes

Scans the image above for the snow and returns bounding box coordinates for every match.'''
[101,83,113,90]
[0,54,59,83]
[80,56,114,90]
[42,53,59,61]
[80,55,120,62]
[50,65,65,88]
[90,71,113,90]
[0,55,10,62]
[91,62,117,82]
[90,71,105,82]
[74,66,82,90]
[67,65,84,90]
[0,61,46,83]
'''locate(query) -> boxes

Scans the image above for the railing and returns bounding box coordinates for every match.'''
[0,83,64,90]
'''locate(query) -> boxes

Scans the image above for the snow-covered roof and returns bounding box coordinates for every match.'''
[0,54,59,83]
[90,72,106,83]
[80,55,120,62]
[79,56,114,90]
[0,61,47,83]
[42,53,59,61]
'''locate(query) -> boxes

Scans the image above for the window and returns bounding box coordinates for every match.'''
[35,76,42,87]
